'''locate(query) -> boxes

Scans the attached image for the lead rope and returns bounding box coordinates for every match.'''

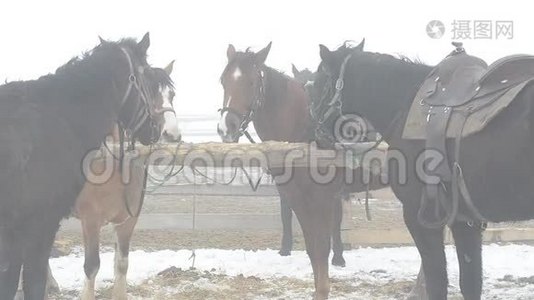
[243,131,256,144]
[124,142,149,218]
[189,167,197,268]
[364,182,372,221]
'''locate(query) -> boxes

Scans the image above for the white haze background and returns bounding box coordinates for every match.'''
[0,0,531,140]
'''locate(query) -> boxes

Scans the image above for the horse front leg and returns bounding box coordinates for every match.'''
[403,203,448,300]
[407,264,428,300]
[331,197,345,267]
[291,194,332,300]
[279,192,293,256]
[0,227,22,300]
[450,222,483,300]
[22,217,60,300]
[46,262,59,295]
[112,217,138,300]
[81,217,101,300]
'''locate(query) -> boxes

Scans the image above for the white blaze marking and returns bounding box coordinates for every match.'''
[218,95,232,136]
[160,86,181,140]
[232,67,242,80]
[219,111,229,135]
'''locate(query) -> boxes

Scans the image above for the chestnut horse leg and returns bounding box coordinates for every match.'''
[331,198,345,267]
[277,185,293,256]
[289,191,332,299]
[304,195,332,300]
[112,217,138,300]
[81,217,101,300]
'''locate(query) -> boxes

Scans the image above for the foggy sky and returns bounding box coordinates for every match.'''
[1,0,530,116]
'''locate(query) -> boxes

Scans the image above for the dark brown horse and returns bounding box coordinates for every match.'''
[16,63,178,300]
[313,41,534,299]
[0,33,169,299]
[217,43,381,299]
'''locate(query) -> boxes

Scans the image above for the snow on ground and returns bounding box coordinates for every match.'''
[50,244,534,299]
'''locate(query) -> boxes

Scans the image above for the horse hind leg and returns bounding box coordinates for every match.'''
[331,198,346,267]
[450,222,483,300]
[112,217,138,300]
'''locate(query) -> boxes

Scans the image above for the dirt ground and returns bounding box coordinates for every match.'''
[50,187,531,299]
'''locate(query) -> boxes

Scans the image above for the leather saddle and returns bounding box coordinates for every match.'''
[404,45,534,139]
[403,43,534,227]
[422,49,487,107]
[422,48,534,108]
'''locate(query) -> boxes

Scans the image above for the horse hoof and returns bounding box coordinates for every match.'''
[331,256,346,267]
[278,249,291,256]
[406,290,429,300]
[48,283,60,294]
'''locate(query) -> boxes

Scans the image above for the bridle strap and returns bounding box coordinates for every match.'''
[118,47,154,136]
[317,53,353,125]
[119,47,136,107]
[219,65,265,142]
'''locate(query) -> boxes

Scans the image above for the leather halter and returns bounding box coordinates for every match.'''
[311,53,353,145]
[118,47,173,138]
[219,65,265,143]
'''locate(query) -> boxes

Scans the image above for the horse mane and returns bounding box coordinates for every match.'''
[0,38,175,111]
[264,66,292,105]
[396,54,426,65]
[151,67,175,90]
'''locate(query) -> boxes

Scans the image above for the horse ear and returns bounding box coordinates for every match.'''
[227,44,236,61]
[138,32,150,54]
[319,44,332,62]
[98,36,106,44]
[255,42,272,65]
[164,60,175,75]
[291,64,299,77]
[356,38,365,51]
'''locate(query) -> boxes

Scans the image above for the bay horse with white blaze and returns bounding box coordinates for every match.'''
[0,33,169,300]
[217,42,384,299]
[76,62,177,300]
[314,41,534,299]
